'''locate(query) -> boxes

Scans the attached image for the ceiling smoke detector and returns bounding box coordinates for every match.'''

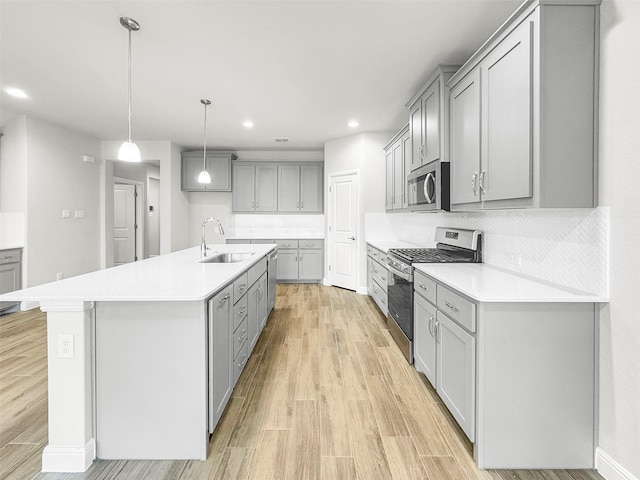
[273,137,289,143]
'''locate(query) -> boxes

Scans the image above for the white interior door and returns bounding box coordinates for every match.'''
[329,172,358,291]
[114,184,136,265]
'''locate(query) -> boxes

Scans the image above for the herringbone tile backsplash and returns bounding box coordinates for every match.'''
[366,208,609,297]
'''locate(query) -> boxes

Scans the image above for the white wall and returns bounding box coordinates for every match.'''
[324,132,391,292]
[1,116,103,286]
[597,1,640,478]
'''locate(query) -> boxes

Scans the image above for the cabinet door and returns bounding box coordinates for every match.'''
[255,165,278,212]
[257,273,268,330]
[277,250,298,280]
[414,294,437,387]
[409,100,423,171]
[247,282,260,353]
[450,69,481,206]
[0,262,20,295]
[481,20,533,202]
[423,80,441,164]
[209,285,233,431]
[300,164,323,213]
[232,165,256,212]
[401,129,411,209]
[392,139,404,210]
[436,311,476,442]
[298,249,323,281]
[278,165,300,212]
[182,154,231,191]
[385,148,394,210]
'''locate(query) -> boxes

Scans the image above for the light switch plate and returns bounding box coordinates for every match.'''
[75,210,85,219]
[62,209,71,219]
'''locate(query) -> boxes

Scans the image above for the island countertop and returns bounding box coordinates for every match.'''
[0,244,276,303]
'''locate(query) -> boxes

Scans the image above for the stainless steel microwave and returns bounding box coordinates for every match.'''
[407,161,450,212]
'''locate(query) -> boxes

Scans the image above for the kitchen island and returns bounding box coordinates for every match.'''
[0,243,276,473]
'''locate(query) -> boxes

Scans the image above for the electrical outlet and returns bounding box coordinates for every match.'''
[506,252,522,266]
[58,334,74,359]
[56,272,63,281]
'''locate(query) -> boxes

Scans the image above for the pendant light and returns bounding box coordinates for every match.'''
[197,99,212,184]
[117,17,141,162]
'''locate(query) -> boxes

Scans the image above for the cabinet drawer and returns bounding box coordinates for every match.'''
[0,249,21,264]
[233,273,248,303]
[371,280,387,311]
[233,296,248,331]
[275,239,298,249]
[299,239,323,249]
[437,284,476,333]
[226,239,248,245]
[251,239,276,245]
[414,271,437,305]
[233,340,249,385]
[233,317,249,360]
[248,257,267,286]
[371,261,388,290]
[366,245,373,257]
[370,248,380,263]
[378,251,387,265]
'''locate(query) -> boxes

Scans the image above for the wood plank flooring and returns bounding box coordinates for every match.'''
[1,284,604,480]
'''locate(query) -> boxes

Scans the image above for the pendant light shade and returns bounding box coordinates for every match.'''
[118,17,141,162]
[198,99,212,184]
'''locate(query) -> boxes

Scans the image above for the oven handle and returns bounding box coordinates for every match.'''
[386,262,413,282]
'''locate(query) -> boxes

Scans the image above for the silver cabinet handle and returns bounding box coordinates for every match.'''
[219,293,230,306]
[428,315,435,336]
[472,173,478,195]
[479,170,486,194]
[444,301,459,313]
[435,321,441,343]
[419,283,428,291]
[238,284,246,292]
[283,243,291,247]
[238,354,247,368]
[300,202,304,209]
[238,329,247,342]
[238,305,246,315]
[296,202,299,208]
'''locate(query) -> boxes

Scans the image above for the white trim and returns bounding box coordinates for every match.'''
[597,448,639,480]
[114,177,145,261]
[39,301,94,312]
[356,286,368,295]
[19,300,40,311]
[42,438,96,472]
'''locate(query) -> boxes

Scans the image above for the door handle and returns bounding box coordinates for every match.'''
[348,236,356,240]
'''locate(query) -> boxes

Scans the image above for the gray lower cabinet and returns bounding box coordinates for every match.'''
[227,239,323,283]
[413,268,597,469]
[181,151,236,192]
[366,244,388,315]
[209,285,233,432]
[0,248,22,312]
[448,1,599,209]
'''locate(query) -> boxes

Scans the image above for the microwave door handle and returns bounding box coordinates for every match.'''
[424,172,435,204]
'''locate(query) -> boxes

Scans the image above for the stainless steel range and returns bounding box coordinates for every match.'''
[386,227,482,363]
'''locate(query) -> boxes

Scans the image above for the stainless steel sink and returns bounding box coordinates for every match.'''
[199,252,255,264]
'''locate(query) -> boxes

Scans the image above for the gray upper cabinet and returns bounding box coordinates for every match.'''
[278,163,323,213]
[232,164,278,213]
[448,1,600,210]
[384,124,410,212]
[181,151,236,192]
[235,161,323,214]
[406,65,459,172]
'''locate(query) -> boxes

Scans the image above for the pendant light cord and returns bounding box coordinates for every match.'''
[127,27,133,143]
[203,102,207,170]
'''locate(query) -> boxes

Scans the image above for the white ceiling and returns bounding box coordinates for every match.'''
[0,0,522,151]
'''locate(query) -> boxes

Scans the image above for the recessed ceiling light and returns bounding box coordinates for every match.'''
[348,120,359,128]
[243,121,254,128]
[5,87,28,99]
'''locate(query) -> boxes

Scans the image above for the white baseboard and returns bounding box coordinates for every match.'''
[20,300,40,311]
[597,448,639,480]
[42,439,96,472]
[356,286,368,295]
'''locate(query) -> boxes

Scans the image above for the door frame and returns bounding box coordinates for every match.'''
[326,169,361,291]
[114,177,145,262]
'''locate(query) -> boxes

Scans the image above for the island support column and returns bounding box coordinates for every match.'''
[39,301,96,472]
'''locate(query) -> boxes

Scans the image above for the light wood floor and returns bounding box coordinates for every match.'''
[1,284,603,480]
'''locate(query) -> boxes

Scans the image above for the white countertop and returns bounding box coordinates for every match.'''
[227,233,324,240]
[366,239,422,252]
[414,263,607,303]
[0,244,276,303]
[0,244,23,250]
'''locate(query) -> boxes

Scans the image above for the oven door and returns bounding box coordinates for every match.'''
[407,161,450,212]
[387,262,414,342]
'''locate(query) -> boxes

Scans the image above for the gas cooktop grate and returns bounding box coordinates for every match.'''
[390,248,476,263]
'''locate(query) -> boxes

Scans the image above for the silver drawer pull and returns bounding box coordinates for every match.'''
[445,301,459,313]
[238,284,246,292]
[238,305,247,315]
[428,315,435,336]
[219,293,230,306]
[238,329,247,341]
[238,355,247,367]
[419,283,428,291]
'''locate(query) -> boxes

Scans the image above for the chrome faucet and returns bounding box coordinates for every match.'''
[201,217,225,257]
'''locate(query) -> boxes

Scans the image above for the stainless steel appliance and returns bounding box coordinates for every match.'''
[407,161,450,212]
[386,227,482,363]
